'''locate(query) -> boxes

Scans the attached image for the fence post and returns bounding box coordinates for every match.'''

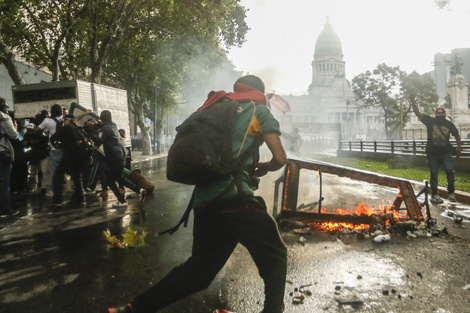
[391,141,394,154]
[360,140,363,152]
[349,141,352,151]
[374,140,377,152]
[413,140,416,155]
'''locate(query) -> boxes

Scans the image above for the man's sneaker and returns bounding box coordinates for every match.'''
[448,193,457,202]
[106,304,133,313]
[431,194,444,204]
[139,188,146,202]
[84,188,95,195]
[112,201,128,208]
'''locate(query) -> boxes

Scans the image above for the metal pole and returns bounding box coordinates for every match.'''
[154,87,158,154]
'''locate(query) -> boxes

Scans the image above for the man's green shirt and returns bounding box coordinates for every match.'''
[193,101,280,208]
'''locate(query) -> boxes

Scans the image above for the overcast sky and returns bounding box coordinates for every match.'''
[227,0,470,96]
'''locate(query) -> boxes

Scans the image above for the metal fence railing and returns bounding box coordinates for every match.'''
[339,139,470,157]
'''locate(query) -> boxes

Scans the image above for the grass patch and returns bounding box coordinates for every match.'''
[311,154,470,193]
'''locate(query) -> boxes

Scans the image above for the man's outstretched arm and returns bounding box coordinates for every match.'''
[254,132,287,177]
[409,95,424,121]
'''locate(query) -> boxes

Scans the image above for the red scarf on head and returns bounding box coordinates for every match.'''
[196,82,266,112]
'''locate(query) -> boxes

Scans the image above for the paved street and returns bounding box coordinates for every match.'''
[1,162,470,313]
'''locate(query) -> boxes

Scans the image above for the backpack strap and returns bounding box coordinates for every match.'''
[160,101,262,236]
[158,192,194,235]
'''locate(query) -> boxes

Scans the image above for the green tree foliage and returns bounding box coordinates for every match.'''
[352,63,439,139]
[101,0,248,154]
[401,71,440,116]
[1,0,91,81]
[0,0,248,154]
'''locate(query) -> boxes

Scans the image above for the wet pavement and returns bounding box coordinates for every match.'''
[1,163,470,313]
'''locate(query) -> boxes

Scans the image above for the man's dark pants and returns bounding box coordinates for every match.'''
[132,197,288,313]
[106,165,126,203]
[427,152,455,195]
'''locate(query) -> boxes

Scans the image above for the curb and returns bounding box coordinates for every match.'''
[409,179,470,204]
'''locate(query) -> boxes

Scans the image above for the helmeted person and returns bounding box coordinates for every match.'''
[410,96,462,203]
[0,97,19,216]
[106,75,288,313]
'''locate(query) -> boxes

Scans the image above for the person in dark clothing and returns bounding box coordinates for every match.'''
[23,123,50,191]
[106,75,288,313]
[10,119,30,194]
[81,119,103,193]
[411,96,462,203]
[34,110,49,127]
[98,110,129,208]
[50,115,91,205]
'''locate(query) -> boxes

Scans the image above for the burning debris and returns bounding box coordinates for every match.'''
[275,159,450,240]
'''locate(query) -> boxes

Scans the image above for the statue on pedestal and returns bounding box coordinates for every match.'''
[451,53,464,76]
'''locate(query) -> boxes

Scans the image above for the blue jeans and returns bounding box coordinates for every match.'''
[53,152,84,203]
[49,149,64,177]
[0,162,12,213]
[427,152,455,195]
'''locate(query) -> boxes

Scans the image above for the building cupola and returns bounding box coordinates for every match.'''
[310,17,346,92]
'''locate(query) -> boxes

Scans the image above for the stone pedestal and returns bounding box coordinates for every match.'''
[447,74,470,139]
[447,74,469,112]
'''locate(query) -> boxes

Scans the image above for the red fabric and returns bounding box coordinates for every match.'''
[196,83,266,112]
[267,93,291,114]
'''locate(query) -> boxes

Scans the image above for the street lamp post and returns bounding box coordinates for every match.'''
[346,100,350,140]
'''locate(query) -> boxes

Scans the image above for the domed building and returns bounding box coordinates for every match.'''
[278,18,384,155]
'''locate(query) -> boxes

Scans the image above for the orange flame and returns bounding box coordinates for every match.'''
[310,201,405,231]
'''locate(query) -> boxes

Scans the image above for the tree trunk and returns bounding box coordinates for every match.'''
[136,117,152,155]
[0,39,24,85]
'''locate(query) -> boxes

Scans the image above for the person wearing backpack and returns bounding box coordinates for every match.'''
[23,123,50,192]
[35,104,64,196]
[107,75,288,313]
[410,95,462,203]
[50,114,92,205]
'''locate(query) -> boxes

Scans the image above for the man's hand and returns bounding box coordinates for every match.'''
[455,148,462,158]
[409,94,424,121]
[254,162,270,177]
